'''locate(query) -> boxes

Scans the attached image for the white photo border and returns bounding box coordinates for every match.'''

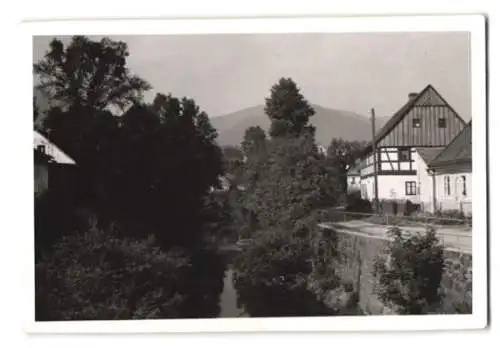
[22,14,488,333]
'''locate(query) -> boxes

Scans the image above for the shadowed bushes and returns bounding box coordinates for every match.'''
[35,225,191,321]
[345,191,372,213]
[232,229,333,317]
[373,227,445,314]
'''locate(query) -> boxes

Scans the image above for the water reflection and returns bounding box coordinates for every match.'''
[179,249,227,318]
[219,269,247,317]
[182,249,334,318]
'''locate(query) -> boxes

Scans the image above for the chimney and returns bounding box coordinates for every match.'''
[408,92,418,101]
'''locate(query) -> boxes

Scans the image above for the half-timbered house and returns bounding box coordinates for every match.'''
[358,84,467,209]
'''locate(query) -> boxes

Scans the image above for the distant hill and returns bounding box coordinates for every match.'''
[211,104,391,147]
[33,91,391,147]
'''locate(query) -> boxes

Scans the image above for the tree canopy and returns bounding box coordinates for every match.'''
[34,36,151,112]
[326,138,366,193]
[34,36,224,249]
[242,133,342,232]
[265,78,316,138]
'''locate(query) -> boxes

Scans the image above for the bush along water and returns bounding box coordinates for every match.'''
[232,228,335,317]
[372,226,445,314]
[35,224,192,321]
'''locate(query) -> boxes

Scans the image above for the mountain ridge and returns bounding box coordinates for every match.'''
[210,104,390,147]
[33,88,391,147]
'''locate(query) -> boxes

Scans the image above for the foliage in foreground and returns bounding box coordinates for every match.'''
[35,225,191,321]
[373,227,445,314]
[232,229,333,316]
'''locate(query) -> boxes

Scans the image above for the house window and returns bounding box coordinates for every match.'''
[37,145,46,154]
[398,147,411,161]
[462,175,467,196]
[438,117,447,128]
[444,176,451,196]
[405,181,417,196]
[351,177,356,185]
[412,118,421,128]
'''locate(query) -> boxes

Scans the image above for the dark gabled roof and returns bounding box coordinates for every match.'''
[361,84,466,156]
[415,147,446,165]
[428,121,472,168]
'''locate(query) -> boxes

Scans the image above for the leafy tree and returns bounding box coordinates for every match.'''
[241,126,267,158]
[112,94,224,247]
[373,227,445,314]
[34,36,151,112]
[326,138,366,193]
[35,38,224,248]
[243,133,342,232]
[265,78,316,138]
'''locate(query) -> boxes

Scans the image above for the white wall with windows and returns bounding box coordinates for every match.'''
[359,150,433,207]
[435,172,472,216]
[361,175,421,202]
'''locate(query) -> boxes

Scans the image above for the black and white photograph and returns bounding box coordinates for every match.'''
[26,15,487,333]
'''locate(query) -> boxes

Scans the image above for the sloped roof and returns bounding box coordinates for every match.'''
[429,121,472,168]
[415,147,446,165]
[361,84,465,155]
[33,130,76,165]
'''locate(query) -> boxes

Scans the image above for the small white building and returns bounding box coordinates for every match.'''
[34,130,76,198]
[427,121,472,216]
[346,161,362,193]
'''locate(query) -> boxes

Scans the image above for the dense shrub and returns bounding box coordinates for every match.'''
[404,200,420,216]
[232,229,332,316]
[35,225,191,321]
[345,191,372,213]
[373,227,445,314]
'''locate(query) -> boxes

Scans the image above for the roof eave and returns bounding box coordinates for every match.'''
[428,157,472,169]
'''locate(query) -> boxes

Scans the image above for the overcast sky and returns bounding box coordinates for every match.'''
[33,32,470,120]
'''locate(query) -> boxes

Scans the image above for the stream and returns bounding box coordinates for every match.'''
[182,248,335,318]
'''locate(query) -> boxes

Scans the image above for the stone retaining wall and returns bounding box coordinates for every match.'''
[309,226,472,315]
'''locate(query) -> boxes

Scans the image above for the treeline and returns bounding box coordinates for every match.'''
[34,36,229,320]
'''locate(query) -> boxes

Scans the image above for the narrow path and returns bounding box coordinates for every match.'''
[319,220,472,254]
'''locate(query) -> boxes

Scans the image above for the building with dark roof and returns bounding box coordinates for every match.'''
[357,84,467,212]
[34,130,77,199]
[428,121,472,215]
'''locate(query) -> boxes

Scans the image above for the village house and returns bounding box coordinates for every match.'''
[346,161,362,193]
[357,84,467,213]
[427,121,472,216]
[34,130,76,198]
